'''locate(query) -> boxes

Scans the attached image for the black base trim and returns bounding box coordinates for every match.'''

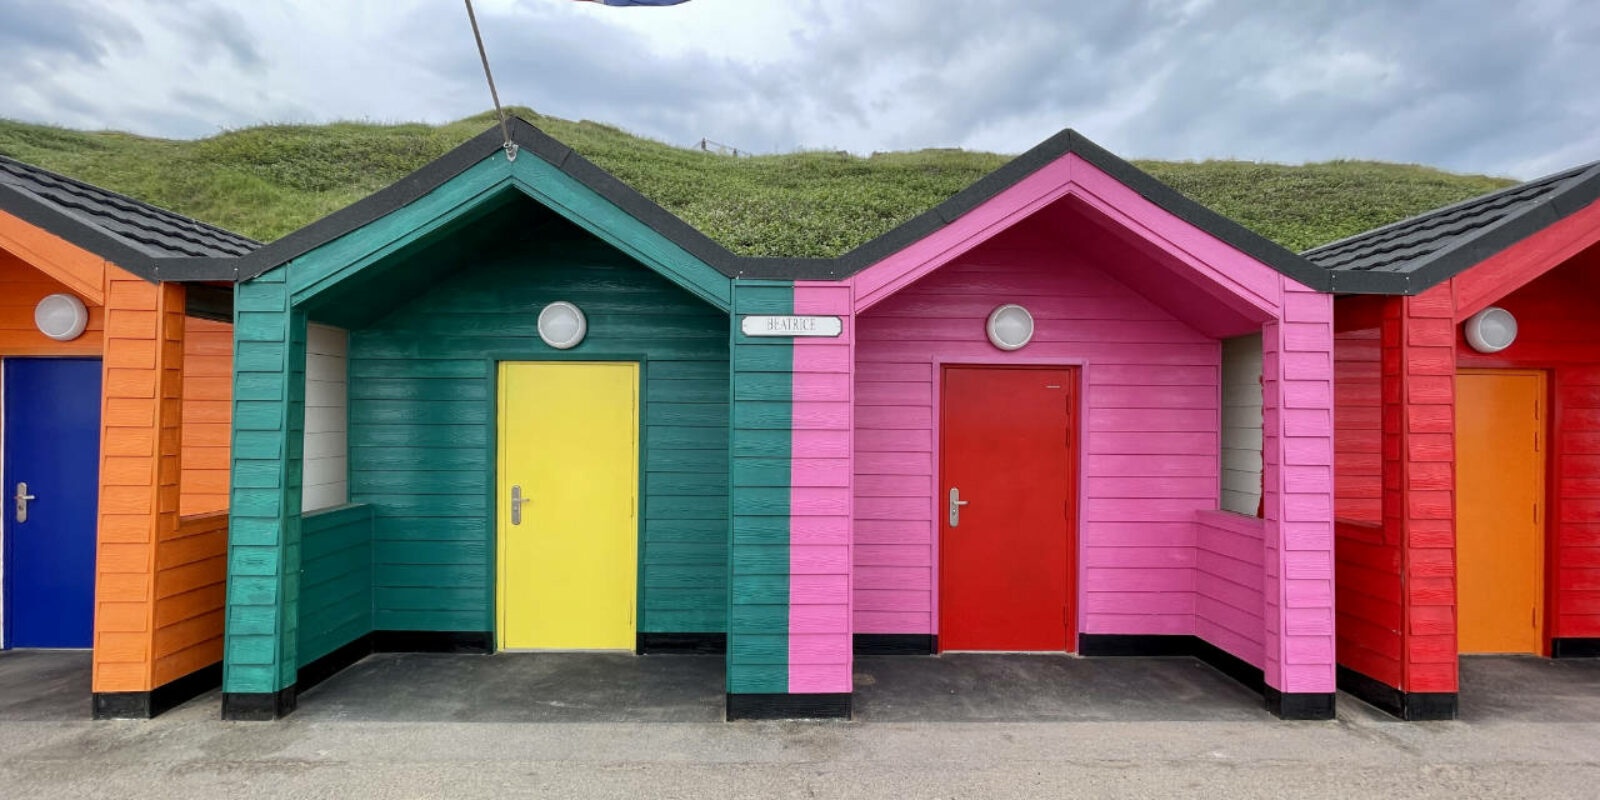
[372,630,493,654]
[637,633,727,654]
[1336,665,1457,720]
[297,633,376,695]
[853,634,936,655]
[1553,638,1600,658]
[1192,637,1266,693]
[222,687,297,721]
[93,662,222,720]
[726,693,852,721]
[1077,633,1193,657]
[1266,688,1336,721]
[1078,634,1324,720]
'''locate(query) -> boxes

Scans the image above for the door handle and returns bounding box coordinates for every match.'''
[948,487,969,528]
[510,484,532,526]
[15,481,36,523]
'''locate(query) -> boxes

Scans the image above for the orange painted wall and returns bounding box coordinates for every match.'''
[1,210,230,696]
[0,249,105,354]
[181,317,232,516]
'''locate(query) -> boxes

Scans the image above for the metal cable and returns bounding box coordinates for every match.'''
[464,0,517,161]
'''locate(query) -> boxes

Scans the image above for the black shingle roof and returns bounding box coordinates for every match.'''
[1304,160,1600,295]
[0,154,258,282]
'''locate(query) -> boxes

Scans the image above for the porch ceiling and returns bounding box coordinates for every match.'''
[1017,199,1270,339]
[301,192,563,329]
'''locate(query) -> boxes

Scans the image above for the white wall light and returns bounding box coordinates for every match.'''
[537,301,587,350]
[986,304,1035,351]
[1464,306,1517,353]
[35,293,89,342]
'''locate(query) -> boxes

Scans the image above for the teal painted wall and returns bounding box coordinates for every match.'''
[225,276,307,694]
[298,504,374,667]
[726,281,793,694]
[345,221,730,635]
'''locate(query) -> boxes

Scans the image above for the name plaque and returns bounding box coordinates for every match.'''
[739,315,843,338]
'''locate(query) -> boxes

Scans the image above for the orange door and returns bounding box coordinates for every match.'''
[1455,370,1545,654]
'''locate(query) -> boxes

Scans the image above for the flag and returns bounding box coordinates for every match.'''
[577,1,690,6]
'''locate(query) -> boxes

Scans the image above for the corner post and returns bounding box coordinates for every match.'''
[222,272,307,720]
[91,275,191,719]
[1381,289,1458,718]
[1260,283,1337,719]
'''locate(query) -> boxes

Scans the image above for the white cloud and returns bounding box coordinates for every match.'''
[0,0,1596,178]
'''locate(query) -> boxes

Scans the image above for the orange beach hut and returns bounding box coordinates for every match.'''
[0,156,253,718]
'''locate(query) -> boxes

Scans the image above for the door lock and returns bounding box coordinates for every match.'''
[948,487,969,528]
[15,482,36,523]
[510,484,532,525]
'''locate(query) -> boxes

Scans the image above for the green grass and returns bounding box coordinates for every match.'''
[0,108,1515,256]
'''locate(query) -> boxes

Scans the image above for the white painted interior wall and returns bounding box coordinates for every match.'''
[1220,333,1264,515]
[303,324,349,512]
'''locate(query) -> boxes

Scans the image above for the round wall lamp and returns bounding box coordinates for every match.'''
[537,301,587,350]
[986,304,1035,351]
[1464,306,1517,353]
[35,293,89,342]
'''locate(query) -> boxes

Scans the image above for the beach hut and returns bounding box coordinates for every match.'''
[1309,160,1600,719]
[0,156,251,717]
[825,131,1340,719]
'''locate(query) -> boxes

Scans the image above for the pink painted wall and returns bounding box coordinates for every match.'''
[843,149,1337,695]
[1195,510,1266,667]
[1260,285,1337,694]
[790,282,854,693]
[853,218,1222,640]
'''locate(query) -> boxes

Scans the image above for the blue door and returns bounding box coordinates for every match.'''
[3,358,101,649]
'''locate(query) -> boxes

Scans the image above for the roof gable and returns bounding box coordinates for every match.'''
[268,126,734,313]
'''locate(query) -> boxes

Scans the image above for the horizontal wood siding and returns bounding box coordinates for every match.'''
[298,504,373,666]
[853,227,1218,638]
[1261,283,1336,694]
[181,317,232,516]
[1456,249,1600,641]
[0,250,105,355]
[154,511,227,686]
[347,226,729,636]
[1331,297,1401,687]
[224,273,305,695]
[1392,289,1457,693]
[1194,510,1264,667]
[789,282,852,693]
[727,281,791,693]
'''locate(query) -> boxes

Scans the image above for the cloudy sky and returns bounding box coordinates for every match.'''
[1,0,1596,178]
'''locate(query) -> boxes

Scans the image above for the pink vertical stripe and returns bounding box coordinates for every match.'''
[790,282,854,694]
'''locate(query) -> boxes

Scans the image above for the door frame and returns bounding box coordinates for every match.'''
[1,355,103,650]
[1455,367,1549,654]
[933,360,1084,652]
[488,355,647,652]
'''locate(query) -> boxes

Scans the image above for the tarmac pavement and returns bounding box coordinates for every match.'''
[1,650,1595,799]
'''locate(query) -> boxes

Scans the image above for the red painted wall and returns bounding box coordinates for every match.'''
[1455,242,1600,642]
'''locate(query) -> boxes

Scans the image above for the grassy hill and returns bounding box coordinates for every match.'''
[0,108,1515,257]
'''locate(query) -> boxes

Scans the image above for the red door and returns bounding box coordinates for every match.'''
[939,365,1076,652]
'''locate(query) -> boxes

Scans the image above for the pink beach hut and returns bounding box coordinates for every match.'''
[791,131,1339,718]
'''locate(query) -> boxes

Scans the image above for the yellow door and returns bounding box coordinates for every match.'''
[1455,369,1545,654]
[497,362,638,650]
